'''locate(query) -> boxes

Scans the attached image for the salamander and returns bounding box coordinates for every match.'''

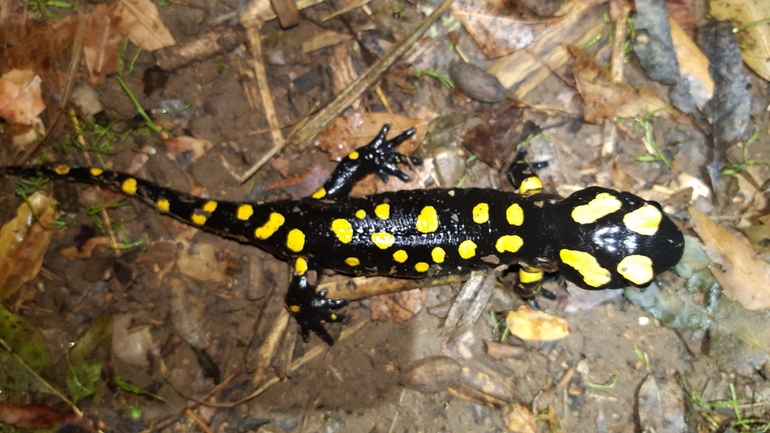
[1,125,685,345]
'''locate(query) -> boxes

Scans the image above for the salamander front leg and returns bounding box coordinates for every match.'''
[514,267,544,300]
[284,257,348,345]
[507,146,547,197]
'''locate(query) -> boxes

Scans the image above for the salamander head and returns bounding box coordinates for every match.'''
[554,186,684,291]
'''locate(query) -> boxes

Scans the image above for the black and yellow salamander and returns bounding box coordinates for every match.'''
[1,125,684,345]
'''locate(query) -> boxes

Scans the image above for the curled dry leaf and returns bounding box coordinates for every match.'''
[83,4,124,85]
[689,207,770,309]
[569,46,670,123]
[0,192,57,302]
[369,289,423,323]
[111,0,175,51]
[710,0,770,81]
[0,70,46,125]
[505,305,570,341]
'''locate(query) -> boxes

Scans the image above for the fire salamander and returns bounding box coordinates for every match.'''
[1,125,684,345]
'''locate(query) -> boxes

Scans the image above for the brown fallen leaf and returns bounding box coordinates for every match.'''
[669,17,714,108]
[505,305,570,341]
[316,113,427,161]
[176,241,241,283]
[637,375,686,433]
[83,3,125,85]
[0,402,80,430]
[689,207,770,309]
[60,236,111,259]
[710,0,770,81]
[569,45,671,123]
[501,403,536,433]
[0,192,58,302]
[111,0,176,51]
[162,136,214,166]
[451,0,568,58]
[369,289,423,323]
[0,69,46,125]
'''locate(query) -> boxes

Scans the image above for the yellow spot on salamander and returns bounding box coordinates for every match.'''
[519,177,542,196]
[295,257,308,275]
[355,209,366,219]
[121,178,138,195]
[458,240,477,259]
[345,257,360,266]
[286,229,306,252]
[416,206,438,233]
[472,203,489,224]
[617,255,654,285]
[431,247,445,263]
[623,204,662,236]
[202,200,218,213]
[506,204,524,226]
[237,204,254,221]
[191,213,207,225]
[519,268,542,284]
[393,249,408,263]
[414,262,429,273]
[348,151,359,160]
[495,235,523,253]
[289,305,301,313]
[254,212,285,239]
[559,249,612,288]
[89,167,104,176]
[571,192,623,224]
[375,203,390,220]
[54,164,70,175]
[332,219,353,244]
[156,198,170,213]
[311,188,327,199]
[371,232,395,249]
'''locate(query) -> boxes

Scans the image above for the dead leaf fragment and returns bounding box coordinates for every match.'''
[0,403,80,430]
[505,305,570,341]
[0,193,57,302]
[176,241,241,283]
[569,46,670,123]
[83,4,125,84]
[689,207,770,309]
[710,0,770,81]
[637,375,686,433]
[369,289,423,323]
[0,70,46,125]
[501,403,536,433]
[111,0,176,51]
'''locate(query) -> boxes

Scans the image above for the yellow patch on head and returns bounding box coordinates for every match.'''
[311,188,327,199]
[295,257,308,275]
[345,257,360,267]
[254,212,285,239]
[191,213,207,225]
[519,268,542,284]
[571,192,623,224]
[202,200,218,213]
[519,177,543,196]
[332,219,353,244]
[472,203,489,224]
[348,151,359,160]
[559,249,612,288]
[54,164,70,175]
[286,229,306,252]
[458,240,477,259]
[237,204,254,221]
[89,167,104,176]
[495,235,524,253]
[506,204,524,226]
[431,247,446,263]
[416,206,438,233]
[355,209,366,219]
[623,204,662,236]
[393,249,408,263]
[414,262,430,273]
[121,178,138,195]
[617,255,654,285]
[156,198,170,213]
[371,232,395,250]
[375,203,390,220]
[289,305,301,313]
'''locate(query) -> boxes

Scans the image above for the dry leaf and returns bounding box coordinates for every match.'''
[502,403,537,433]
[506,305,569,341]
[0,403,80,430]
[369,289,423,323]
[0,193,57,302]
[0,70,46,125]
[637,376,686,433]
[111,0,175,51]
[669,17,714,107]
[452,0,568,58]
[83,4,125,85]
[689,207,770,309]
[301,30,354,53]
[162,136,214,164]
[569,46,671,123]
[176,241,241,283]
[710,0,770,81]
[316,113,427,161]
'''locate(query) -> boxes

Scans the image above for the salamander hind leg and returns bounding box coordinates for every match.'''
[311,124,422,200]
[284,258,348,345]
